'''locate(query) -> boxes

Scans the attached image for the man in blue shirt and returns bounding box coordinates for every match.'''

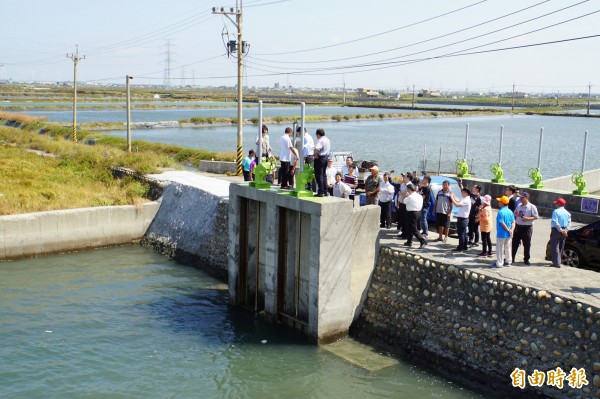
[549,198,571,268]
[492,196,515,268]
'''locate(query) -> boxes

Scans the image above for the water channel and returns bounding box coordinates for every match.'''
[0,246,486,399]
[97,113,600,185]
[10,103,600,183]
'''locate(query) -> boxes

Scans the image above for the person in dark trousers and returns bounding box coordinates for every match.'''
[549,198,571,268]
[511,192,539,265]
[419,176,431,237]
[313,128,331,197]
[433,180,453,243]
[449,187,472,252]
[468,184,482,247]
[397,172,412,238]
[403,184,427,248]
[505,185,518,212]
[278,127,298,189]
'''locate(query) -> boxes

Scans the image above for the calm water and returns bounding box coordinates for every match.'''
[104,113,600,185]
[0,246,486,399]
[18,105,423,123]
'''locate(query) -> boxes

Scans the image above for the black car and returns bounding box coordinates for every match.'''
[545,221,600,271]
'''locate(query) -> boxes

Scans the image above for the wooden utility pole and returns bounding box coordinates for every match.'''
[67,45,85,143]
[587,82,592,116]
[511,82,515,113]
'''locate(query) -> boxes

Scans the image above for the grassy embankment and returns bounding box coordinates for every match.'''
[0,112,234,215]
[75,110,489,131]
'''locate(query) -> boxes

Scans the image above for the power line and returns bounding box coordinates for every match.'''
[130,34,600,81]
[253,0,490,56]
[242,34,600,78]
[250,0,551,64]
[245,3,597,74]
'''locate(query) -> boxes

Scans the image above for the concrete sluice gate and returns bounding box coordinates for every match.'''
[228,184,380,343]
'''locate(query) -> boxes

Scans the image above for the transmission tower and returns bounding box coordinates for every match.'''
[163,40,174,88]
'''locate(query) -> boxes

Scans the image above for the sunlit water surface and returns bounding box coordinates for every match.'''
[0,246,487,399]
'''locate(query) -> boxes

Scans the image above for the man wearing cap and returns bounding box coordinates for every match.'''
[512,192,539,265]
[365,165,383,205]
[492,196,515,268]
[549,198,571,268]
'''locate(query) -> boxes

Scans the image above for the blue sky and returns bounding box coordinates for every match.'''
[1,0,598,93]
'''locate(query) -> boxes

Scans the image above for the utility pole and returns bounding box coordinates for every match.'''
[587,82,592,116]
[66,45,85,143]
[213,1,245,176]
[342,75,346,105]
[412,84,415,108]
[126,75,133,153]
[511,82,515,113]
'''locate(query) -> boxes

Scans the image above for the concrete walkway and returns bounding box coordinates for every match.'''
[378,213,600,308]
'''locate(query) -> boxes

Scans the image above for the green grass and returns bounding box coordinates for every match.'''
[0,127,158,215]
[0,112,237,215]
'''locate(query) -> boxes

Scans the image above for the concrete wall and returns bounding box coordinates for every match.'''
[198,160,236,175]
[141,183,230,281]
[462,177,600,224]
[228,183,380,343]
[352,247,600,399]
[543,169,600,193]
[0,202,160,260]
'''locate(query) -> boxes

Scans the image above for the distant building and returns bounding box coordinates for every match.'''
[274,82,280,89]
[356,87,380,97]
[418,89,441,98]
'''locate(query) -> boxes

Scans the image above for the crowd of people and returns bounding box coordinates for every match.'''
[368,169,572,268]
[248,125,572,269]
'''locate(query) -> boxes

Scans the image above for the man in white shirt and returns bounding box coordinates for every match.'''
[299,126,316,192]
[279,127,299,189]
[378,172,395,228]
[313,128,331,197]
[332,173,351,198]
[450,188,472,252]
[341,156,353,177]
[403,183,427,248]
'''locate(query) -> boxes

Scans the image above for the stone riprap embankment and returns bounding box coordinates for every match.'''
[141,172,229,281]
[0,203,159,260]
[352,247,600,399]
